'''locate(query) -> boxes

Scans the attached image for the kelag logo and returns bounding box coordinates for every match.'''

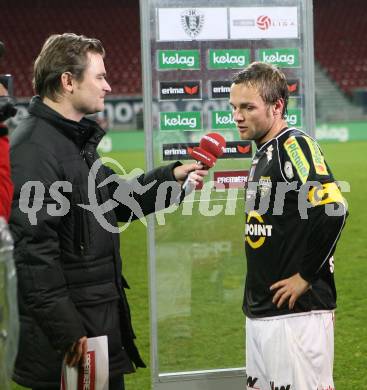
[285,108,302,127]
[160,112,202,131]
[212,110,236,129]
[210,80,232,99]
[258,48,300,67]
[157,50,200,70]
[159,81,201,100]
[208,49,250,69]
[162,141,252,161]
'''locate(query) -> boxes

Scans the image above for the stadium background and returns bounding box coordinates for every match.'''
[1,0,366,388]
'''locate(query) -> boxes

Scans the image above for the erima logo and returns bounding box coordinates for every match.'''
[245,211,272,249]
[162,87,184,95]
[162,53,195,67]
[184,85,199,95]
[164,115,197,128]
[211,81,232,99]
[164,148,187,156]
[160,82,200,100]
[215,112,235,125]
[237,144,251,154]
[262,52,295,65]
[161,86,199,95]
[213,86,230,93]
[213,53,246,66]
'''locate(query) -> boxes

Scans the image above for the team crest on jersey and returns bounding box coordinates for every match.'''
[259,176,272,197]
[284,161,294,179]
[181,9,205,38]
[265,145,274,163]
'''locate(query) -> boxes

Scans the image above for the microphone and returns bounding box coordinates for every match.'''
[179,132,226,200]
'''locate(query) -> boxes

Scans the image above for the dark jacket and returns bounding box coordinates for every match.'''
[10,96,180,387]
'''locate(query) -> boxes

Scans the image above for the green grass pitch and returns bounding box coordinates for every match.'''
[12,141,367,389]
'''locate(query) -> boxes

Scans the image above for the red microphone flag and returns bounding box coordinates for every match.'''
[189,133,226,168]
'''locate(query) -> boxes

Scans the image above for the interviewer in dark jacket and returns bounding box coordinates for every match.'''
[9,33,207,390]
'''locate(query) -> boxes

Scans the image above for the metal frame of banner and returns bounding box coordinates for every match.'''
[140,0,315,388]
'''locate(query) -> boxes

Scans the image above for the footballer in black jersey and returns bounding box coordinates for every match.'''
[230,62,347,390]
[243,127,347,318]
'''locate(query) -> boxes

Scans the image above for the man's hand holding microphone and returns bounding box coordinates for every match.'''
[174,132,226,201]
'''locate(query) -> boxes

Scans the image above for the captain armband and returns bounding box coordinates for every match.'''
[307,182,346,207]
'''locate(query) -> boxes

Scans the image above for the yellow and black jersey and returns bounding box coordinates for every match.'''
[243,127,348,318]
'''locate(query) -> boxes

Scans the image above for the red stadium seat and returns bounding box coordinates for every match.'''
[314,0,367,96]
[2,0,365,99]
[0,0,141,98]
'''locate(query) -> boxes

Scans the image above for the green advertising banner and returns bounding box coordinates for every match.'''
[258,48,300,68]
[208,49,251,69]
[96,124,367,153]
[211,110,236,129]
[97,131,145,153]
[316,121,367,142]
[160,111,202,131]
[286,108,302,127]
[157,50,200,70]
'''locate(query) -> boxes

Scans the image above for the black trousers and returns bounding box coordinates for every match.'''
[32,375,125,390]
[110,375,125,390]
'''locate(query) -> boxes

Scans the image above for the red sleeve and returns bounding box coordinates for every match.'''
[0,133,14,221]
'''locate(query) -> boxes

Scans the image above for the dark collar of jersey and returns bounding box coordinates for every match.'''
[28,96,105,147]
[257,126,289,149]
